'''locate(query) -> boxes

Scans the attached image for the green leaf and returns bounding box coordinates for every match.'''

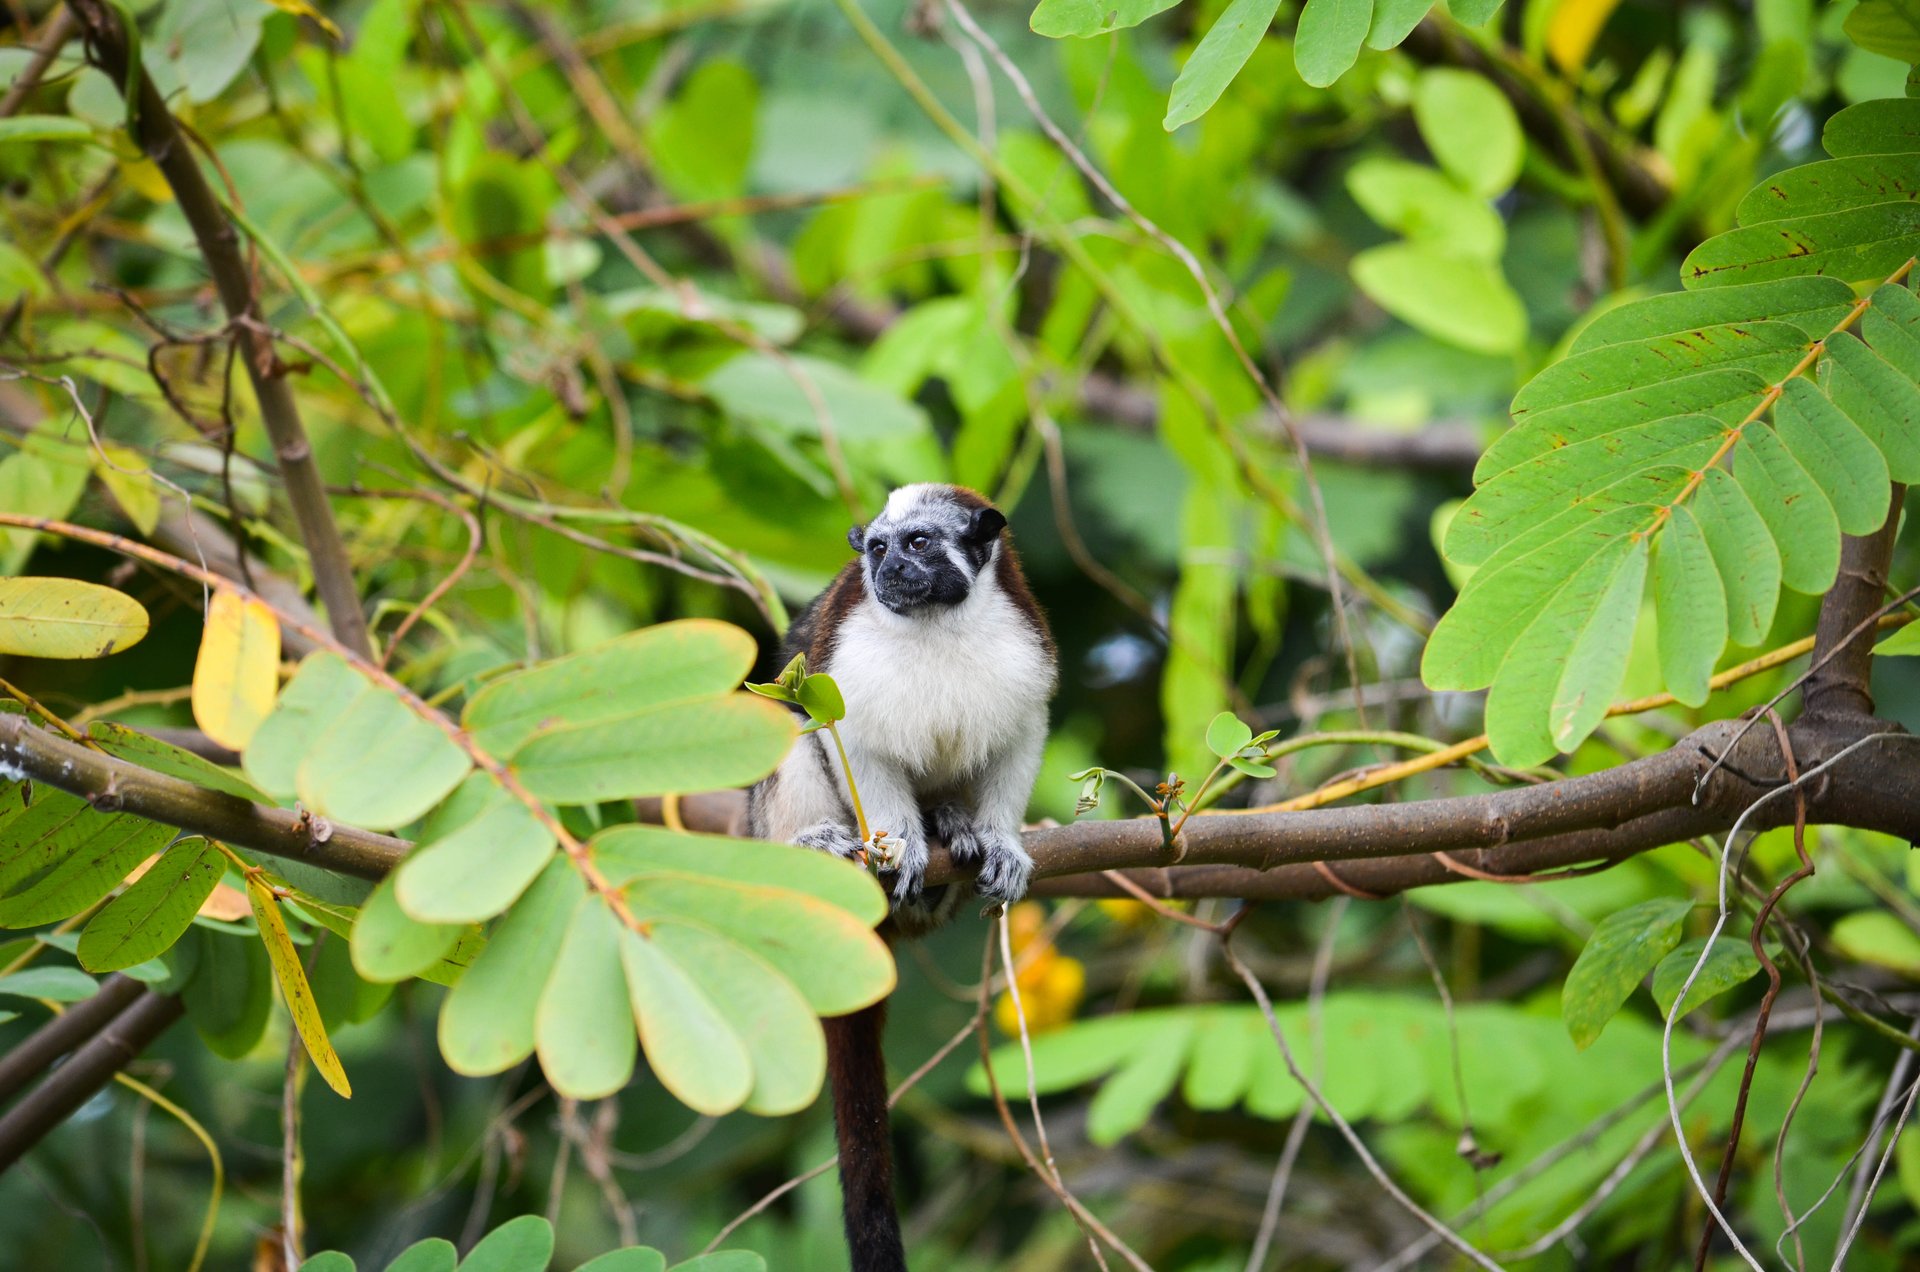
[797,673,845,724]
[592,825,887,924]
[438,860,582,1075]
[350,876,463,984]
[1562,898,1693,1049]
[88,722,272,803]
[1846,0,1920,64]
[1824,331,1920,483]
[1864,282,1920,381]
[1446,0,1504,23]
[78,838,223,972]
[0,788,99,896]
[1683,203,1920,290]
[383,1239,458,1272]
[295,674,472,831]
[1346,157,1505,260]
[451,153,552,303]
[298,1255,356,1272]
[649,922,825,1115]
[0,965,98,1001]
[645,61,757,203]
[1569,277,1856,354]
[1876,621,1920,655]
[1483,535,1647,766]
[508,695,794,805]
[1652,506,1725,708]
[1164,0,1285,130]
[1087,1017,1193,1145]
[395,773,555,925]
[1448,416,1724,567]
[1823,98,1920,158]
[1350,242,1527,355]
[1428,510,1629,689]
[455,1215,553,1272]
[0,577,148,659]
[1030,0,1180,37]
[182,927,273,1058]
[464,620,759,757]
[601,859,894,1016]
[1833,911,1920,976]
[0,115,94,145]
[619,925,754,1116]
[1735,155,1920,225]
[1367,0,1434,49]
[1730,422,1841,595]
[535,897,637,1100]
[1205,711,1254,760]
[1294,0,1373,89]
[153,0,265,102]
[0,816,172,926]
[1652,937,1761,1020]
[243,654,365,799]
[1693,469,1782,647]
[1412,68,1522,197]
[1773,379,1892,536]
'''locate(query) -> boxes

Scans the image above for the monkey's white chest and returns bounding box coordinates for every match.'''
[829,596,1051,787]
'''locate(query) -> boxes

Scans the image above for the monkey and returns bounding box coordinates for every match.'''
[746,483,1056,1272]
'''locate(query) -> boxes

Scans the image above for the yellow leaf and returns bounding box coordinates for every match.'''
[258,0,342,40]
[193,590,281,751]
[1546,0,1624,74]
[247,874,351,1098]
[0,576,148,658]
[117,156,174,204]
[93,445,160,536]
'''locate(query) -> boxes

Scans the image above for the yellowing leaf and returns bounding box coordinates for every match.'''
[0,577,149,658]
[193,590,281,751]
[247,874,351,1098]
[1547,0,1625,73]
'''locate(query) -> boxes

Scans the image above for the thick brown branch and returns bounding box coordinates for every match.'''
[0,990,183,1173]
[0,973,144,1105]
[0,714,408,881]
[67,0,373,659]
[1804,484,1908,720]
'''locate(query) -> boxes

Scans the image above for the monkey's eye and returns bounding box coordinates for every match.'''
[907,534,931,553]
[869,540,887,558]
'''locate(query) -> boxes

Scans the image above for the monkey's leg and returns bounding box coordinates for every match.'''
[958,720,1044,905]
[755,732,864,859]
[840,748,929,904]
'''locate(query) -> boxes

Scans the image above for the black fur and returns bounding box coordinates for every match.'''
[826,1002,907,1272]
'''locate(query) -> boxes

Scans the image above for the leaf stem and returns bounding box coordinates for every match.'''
[824,721,872,843]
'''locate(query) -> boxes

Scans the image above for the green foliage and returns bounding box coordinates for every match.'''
[1561,898,1692,1048]
[300,1215,762,1272]
[1428,100,1920,763]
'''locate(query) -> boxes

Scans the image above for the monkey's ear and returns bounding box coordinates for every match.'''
[847,523,867,552]
[964,507,1007,543]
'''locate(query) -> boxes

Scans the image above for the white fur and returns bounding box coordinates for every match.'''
[748,518,1054,910]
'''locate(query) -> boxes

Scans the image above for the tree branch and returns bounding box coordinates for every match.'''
[0,714,408,881]
[0,973,145,1105]
[0,990,184,1173]
[67,0,373,659]
[1804,485,1908,720]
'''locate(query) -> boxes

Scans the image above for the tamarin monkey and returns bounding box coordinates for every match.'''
[747,483,1056,1271]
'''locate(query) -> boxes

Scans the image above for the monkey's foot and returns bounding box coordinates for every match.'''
[926,803,983,860]
[971,830,1032,907]
[794,823,864,861]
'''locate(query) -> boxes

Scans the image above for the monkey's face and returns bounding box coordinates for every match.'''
[849,485,1008,616]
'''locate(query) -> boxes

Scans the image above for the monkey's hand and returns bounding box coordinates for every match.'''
[794,822,865,862]
[884,828,929,906]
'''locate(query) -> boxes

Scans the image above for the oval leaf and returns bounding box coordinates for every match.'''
[78,837,224,972]
[249,874,351,1098]
[192,590,281,751]
[0,577,148,659]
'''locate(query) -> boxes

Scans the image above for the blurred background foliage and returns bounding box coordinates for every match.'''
[4,0,1920,1267]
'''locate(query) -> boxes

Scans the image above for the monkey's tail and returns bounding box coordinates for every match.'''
[824,1000,908,1272]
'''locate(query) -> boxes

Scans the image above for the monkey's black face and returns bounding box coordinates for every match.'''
[861,525,974,613]
[849,487,1008,616]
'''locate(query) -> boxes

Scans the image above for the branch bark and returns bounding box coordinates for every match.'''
[1804,485,1908,721]
[0,713,408,881]
[66,0,373,659]
[0,989,184,1173]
